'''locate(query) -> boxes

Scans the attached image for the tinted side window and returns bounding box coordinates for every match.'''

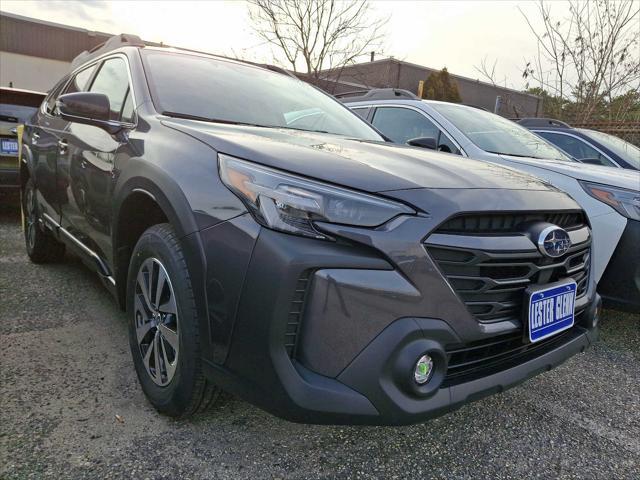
[351,107,370,120]
[88,58,131,121]
[372,107,439,144]
[44,80,68,115]
[371,106,460,155]
[436,131,460,155]
[120,89,134,123]
[537,132,614,167]
[63,65,97,94]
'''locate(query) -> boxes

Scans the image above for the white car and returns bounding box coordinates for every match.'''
[343,90,640,312]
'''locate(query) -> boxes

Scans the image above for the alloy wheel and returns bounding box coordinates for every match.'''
[134,257,180,386]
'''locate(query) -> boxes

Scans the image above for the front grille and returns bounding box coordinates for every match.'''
[284,270,312,358]
[442,323,585,387]
[427,243,590,322]
[436,211,586,234]
[427,212,592,386]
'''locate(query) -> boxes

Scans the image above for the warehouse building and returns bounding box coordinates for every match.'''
[0,12,119,91]
[1,11,541,117]
[307,58,542,117]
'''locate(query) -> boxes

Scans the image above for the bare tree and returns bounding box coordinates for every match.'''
[520,0,640,122]
[474,56,508,87]
[247,0,387,79]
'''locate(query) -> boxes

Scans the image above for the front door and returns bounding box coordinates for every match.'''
[56,57,134,267]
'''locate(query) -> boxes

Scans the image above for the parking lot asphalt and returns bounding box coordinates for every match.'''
[1,198,639,480]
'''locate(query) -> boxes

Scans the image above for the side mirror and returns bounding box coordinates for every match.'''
[407,137,437,150]
[57,92,122,134]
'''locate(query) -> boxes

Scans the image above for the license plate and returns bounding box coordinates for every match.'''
[0,139,18,155]
[527,280,577,343]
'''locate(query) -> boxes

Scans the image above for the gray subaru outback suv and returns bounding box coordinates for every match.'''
[21,35,599,425]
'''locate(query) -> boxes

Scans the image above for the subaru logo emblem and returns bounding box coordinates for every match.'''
[537,226,571,258]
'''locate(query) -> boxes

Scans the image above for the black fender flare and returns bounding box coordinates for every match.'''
[111,161,212,353]
[19,142,35,186]
[112,159,200,241]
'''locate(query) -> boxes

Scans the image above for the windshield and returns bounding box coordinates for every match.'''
[142,50,382,140]
[430,102,572,161]
[578,129,640,169]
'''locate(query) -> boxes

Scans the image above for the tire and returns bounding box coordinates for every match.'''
[127,223,219,417]
[22,178,66,263]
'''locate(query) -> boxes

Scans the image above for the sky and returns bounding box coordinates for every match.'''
[0,0,575,90]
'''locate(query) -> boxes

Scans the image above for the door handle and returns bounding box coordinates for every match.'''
[32,132,40,144]
[57,139,68,154]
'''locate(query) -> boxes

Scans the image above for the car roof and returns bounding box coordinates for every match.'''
[343,97,488,113]
[515,118,573,129]
[70,34,290,79]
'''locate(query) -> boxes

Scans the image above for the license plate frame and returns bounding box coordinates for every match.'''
[525,280,577,343]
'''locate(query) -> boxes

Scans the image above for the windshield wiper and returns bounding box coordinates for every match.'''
[163,111,337,136]
[161,111,266,128]
[274,125,331,134]
[486,150,546,160]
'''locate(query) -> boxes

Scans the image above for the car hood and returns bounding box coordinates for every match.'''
[499,154,640,190]
[164,119,555,193]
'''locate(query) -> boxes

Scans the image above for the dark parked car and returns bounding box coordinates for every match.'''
[21,35,600,425]
[0,87,45,189]
[516,118,639,171]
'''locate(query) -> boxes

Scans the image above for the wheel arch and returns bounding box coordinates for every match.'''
[112,171,200,310]
[19,143,35,189]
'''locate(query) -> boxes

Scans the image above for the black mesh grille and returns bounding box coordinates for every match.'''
[426,242,590,323]
[284,270,312,358]
[436,211,587,235]
[442,322,586,387]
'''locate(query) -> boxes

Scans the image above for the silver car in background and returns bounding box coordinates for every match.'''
[344,90,640,312]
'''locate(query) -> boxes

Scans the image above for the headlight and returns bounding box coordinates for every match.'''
[219,154,414,239]
[580,181,640,221]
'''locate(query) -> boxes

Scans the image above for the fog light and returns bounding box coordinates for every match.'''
[414,354,434,384]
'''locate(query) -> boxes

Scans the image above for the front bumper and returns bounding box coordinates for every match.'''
[202,231,600,425]
[197,188,599,425]
[598,219,640,313]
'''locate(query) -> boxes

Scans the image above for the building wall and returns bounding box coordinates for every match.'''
[1,12,109,62]
[0,51,70,91]
[320,59,542,118]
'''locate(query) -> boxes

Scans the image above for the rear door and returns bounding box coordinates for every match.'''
[57,56,134,265]
[27,81,69,220]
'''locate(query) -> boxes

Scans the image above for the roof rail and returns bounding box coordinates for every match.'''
[462,104,490,112]
[260,64,298,79]
[71,33,145,70]
[336,88,420,102]
[514,117,572,128]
